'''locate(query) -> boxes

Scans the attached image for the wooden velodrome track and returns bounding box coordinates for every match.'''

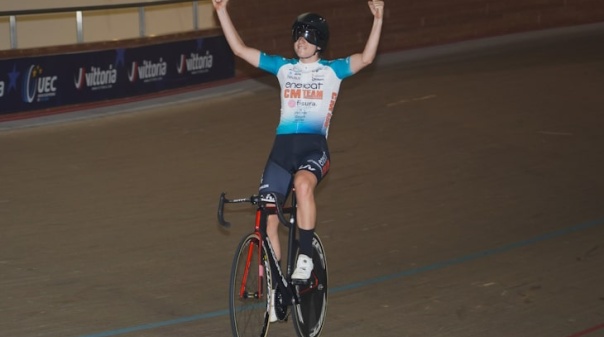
[2,24,604,337]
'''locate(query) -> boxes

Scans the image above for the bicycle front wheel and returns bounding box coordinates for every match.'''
[292,234,328,337]
[229,233,272,337]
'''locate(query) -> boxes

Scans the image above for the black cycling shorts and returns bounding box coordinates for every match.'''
[259,134,330,202]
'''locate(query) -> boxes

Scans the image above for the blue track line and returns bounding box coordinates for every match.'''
[77,217,604,337]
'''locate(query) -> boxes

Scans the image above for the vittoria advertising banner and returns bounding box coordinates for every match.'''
[0,36,234,116]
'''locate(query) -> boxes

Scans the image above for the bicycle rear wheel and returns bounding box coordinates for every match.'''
[229,233,272,337]
[292,234,328,337]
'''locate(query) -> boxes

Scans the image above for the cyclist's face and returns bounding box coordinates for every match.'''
[294,37,319,61]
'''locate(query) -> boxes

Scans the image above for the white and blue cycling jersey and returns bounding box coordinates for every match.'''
[258,52,354,137]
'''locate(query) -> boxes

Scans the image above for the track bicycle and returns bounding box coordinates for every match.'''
[218,191,328,337]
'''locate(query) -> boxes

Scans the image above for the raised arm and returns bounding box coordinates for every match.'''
[349,0,385,74]
[212,0,261,68]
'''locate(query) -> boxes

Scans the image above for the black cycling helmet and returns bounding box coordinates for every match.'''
[292,12,329,50]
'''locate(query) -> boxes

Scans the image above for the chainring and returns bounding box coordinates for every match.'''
[274,287,288,321]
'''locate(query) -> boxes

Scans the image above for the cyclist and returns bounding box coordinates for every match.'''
[212,0,384,316]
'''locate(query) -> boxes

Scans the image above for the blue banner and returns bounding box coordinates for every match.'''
[0,36,234,116]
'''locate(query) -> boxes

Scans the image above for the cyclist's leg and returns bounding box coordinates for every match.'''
[259,159,292,262]
[295,141,330,234]
[293,170,318,232]
[293,171,318,263]
[293,148,330,280]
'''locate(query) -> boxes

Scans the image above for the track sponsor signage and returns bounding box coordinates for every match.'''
[0,36,234,116]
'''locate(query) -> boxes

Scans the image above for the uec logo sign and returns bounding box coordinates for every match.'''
[22,65,58,103]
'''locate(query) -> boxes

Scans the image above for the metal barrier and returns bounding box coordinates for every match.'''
[0,0,212,50]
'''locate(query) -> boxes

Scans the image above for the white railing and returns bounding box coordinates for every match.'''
[0,0,215,50]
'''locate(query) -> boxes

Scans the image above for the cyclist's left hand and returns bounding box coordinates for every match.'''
[368,0,385,20]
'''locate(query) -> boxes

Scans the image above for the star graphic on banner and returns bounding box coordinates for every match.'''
[115,48,126,67]
[8,64,20,92]
[196,38,204,51]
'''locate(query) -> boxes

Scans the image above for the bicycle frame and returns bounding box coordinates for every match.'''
[219,193,302,308]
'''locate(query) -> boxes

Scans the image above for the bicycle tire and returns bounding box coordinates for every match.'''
[292,233,328,337]
[229,233,272,337]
